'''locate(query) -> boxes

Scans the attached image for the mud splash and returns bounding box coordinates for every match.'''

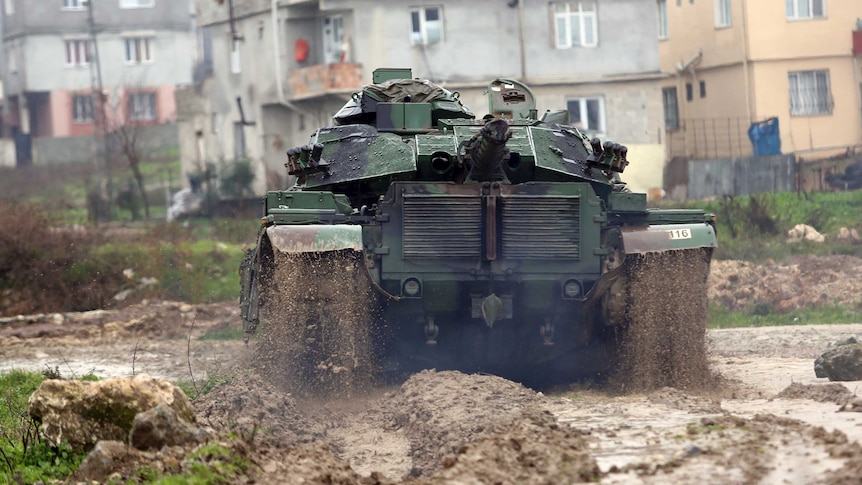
[615,248,715,391]
[251,250,381,397]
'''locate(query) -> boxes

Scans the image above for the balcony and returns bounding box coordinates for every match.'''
[287,63,363,101]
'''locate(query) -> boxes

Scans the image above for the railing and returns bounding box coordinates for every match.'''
[287,63,363,100]
[667,117,754,160]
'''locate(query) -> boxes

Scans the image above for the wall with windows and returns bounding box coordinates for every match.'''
[351,0,660,83]
[16,31,192,94]
[659,0,862,161]
[657,0,745,75]
[746,0,849,60]
[752,58,860,155]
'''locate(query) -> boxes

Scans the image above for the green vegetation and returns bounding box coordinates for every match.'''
[659,190,862,327]
[145,443,251,485]
[0,370,252,484]
[0,370,87,485]
[658,190,862,262]
[708,303,862,329]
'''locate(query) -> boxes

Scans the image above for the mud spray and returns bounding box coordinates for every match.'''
[614,248,716,391]
[250,250,381,397]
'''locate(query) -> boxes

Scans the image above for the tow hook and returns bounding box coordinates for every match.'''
[540,318,555,346]
[424,317,439,345]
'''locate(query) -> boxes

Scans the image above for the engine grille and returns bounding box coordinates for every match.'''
[403,195,482,258]
[501,196,580,260]
[401,194,580,260]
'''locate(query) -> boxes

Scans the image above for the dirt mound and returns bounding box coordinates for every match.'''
[193,372,324,447]
[0,300,236,343]
[709,255,862,313]
[252,251,380,397]
[616,249,715,391]
[415,409,599,485]
[388,369,542,477]
[777,382,856,405]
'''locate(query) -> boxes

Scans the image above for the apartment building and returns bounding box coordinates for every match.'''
[1,0,194,165]
[659,0,862,160]
[186,0,668,196]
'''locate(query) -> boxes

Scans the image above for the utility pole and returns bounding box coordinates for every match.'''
[86,0,112,220]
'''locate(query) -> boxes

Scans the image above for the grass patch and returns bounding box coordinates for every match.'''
[199,326,244,341]
[708,303,862,329]
[0,370,88,484]
[146,443,250,485]
[656,190,862,262]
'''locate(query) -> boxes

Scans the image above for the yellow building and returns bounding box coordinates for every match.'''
[658,0,862,160]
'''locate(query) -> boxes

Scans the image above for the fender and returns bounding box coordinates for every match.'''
[265,224,364,253]
[620,223,717,254]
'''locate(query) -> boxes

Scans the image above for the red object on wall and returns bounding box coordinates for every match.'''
[295,38,309,63]
[853,30,862,56]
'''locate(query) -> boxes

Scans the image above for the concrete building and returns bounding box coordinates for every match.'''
[659,0,862,160]
[1,0,195,165]
[186,0,668,196]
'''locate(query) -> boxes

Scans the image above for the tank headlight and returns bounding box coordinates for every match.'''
[402,278,422,297]
[562,279,582,299]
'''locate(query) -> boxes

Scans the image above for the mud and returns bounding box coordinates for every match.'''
[616,249,715,391]
[3,289,862,482]
[252,251,380,396]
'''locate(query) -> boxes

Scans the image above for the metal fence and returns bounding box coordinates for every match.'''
[667,117,754,160]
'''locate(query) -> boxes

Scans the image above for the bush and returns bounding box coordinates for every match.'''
[0,201,125,316]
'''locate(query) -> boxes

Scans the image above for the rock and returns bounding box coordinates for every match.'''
[838,397,862,413]
[28,374,195,451]
[76,440,131,482]
[787,224,825,243]
[836,227,861,244]
[814,341,862,381]
[130,403,208,450]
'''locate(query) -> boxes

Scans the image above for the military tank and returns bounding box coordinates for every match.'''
[240,68,716,391]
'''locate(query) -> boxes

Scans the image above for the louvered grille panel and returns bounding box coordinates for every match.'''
[501,197,580,259]
[403,196,482,258]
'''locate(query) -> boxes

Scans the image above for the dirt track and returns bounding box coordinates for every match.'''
[1,297,862,483]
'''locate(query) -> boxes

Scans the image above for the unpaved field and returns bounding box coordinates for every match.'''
[1,296,862,483]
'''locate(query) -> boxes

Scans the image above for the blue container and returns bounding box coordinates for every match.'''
[747,117,781,156]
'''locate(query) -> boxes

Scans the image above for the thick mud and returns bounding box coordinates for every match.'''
[2,270,862,482]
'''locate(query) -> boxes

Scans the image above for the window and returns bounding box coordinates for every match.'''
[73,95,94,123]
[65,40,90,67]
[662,87,679,130]
[553,2,597,48]
[789,70,831,115]
[657,0,668,39]
[566,96,605,134]
[6,41,18,73]
[128,92,156,121]
[786,0,824,20]
[230,38,241,74]
[62,0,85,10]
[685,82,693,102]
[322,15,343,64]
[120,0,154,8]
[4,0,14,15]
[234,123,247,159]
[124,37,152,64]
[699,80,706,98]
[410,6,443,45]
[714,0,731,27]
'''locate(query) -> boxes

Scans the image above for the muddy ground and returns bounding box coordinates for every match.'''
[2,257,862,483]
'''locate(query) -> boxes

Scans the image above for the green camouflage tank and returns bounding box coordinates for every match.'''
[240,68,716,390]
